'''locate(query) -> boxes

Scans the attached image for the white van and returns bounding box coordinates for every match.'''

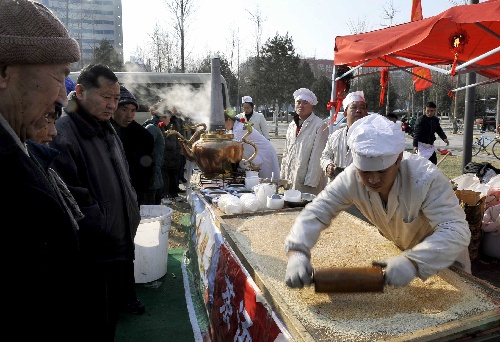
[68,71,231,125]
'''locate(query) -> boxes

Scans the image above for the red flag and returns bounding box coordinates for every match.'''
[411,0,423,21]
[412,67,432,91]
[411,2,431,91]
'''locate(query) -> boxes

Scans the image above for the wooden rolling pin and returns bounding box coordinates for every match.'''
[312,265,384,293]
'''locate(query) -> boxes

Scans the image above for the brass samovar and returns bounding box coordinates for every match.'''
[166,57,257,179]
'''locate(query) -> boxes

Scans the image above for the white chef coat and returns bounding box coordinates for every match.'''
[285,151,471,280]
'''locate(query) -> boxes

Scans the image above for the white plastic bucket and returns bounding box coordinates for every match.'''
[134,205,173,283]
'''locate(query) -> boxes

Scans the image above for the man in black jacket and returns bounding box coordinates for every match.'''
[0,1,85,339]
[412,101,449,164]
[111,85,154,315]
[50,64,141,340]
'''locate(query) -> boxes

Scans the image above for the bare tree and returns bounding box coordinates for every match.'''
[246,7,266,58]
[380,0,400,27]
[164,0,197,73]
[347,17,370,34]
[148,23,174,72]
[449,0,468,5]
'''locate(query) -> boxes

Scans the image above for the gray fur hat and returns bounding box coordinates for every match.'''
[0,0,80,64]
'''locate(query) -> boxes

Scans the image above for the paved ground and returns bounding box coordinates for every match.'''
[268,118,499,162]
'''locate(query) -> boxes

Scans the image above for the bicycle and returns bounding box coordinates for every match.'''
[471,131,500,159]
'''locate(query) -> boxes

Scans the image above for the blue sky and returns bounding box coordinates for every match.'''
[121,0,476,62]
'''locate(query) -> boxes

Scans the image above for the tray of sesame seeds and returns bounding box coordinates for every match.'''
[218,210,500,342]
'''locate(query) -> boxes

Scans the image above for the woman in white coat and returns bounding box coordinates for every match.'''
[224,112,280,179]
[238,96,270,140]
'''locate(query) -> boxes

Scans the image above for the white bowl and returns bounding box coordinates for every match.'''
[284,189,301,202]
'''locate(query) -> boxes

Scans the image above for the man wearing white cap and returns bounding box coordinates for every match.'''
[320,91,368,182]
[238,96,270,139]
[284,114,471,289]
[280,88,328,195]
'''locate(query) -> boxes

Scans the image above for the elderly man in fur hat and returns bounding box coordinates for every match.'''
[0,0,85,339]
[280,88,329,195]
[285,114,471,289]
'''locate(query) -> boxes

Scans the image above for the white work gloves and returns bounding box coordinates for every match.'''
[238,160,250,170]
[376,255,417,287]
[285,251,313,288]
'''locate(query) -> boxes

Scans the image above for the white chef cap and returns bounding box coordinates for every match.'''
[347,114,405,171]
[242,96,253,104]
[342,90,365,109]
[293,88,318,105]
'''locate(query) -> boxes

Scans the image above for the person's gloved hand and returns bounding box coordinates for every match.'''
[285,251,313,288]
[378,255,417,287]
[238,160,250,170]
[444,139,450,146]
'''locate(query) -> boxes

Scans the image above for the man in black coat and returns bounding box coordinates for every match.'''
[111,85,154,315]
[111,86,154,206]
[412,101,449,165]
[0,1,85,339]
[50,65,141,340]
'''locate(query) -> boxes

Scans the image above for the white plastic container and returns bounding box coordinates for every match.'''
[245,170,259,178]
[284,189,301,202]
[266,195,284,210]
[134,205,173,283]
[244,176,260,190]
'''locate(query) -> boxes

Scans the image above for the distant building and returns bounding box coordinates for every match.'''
[302,58,334,79]
[38,0,123,70]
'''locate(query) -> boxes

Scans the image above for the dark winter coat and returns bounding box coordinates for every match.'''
[0,117,83,338]
[49,93,141,262]
[111,119,154,202]
[163,120,181,170]
[143,116,165,190]
[412,114,448,147]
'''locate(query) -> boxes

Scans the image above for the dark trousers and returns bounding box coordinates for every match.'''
[162,167,179,198]
[429,151,438,165]
[79,260,130,341]
[143,188,162,205]
[178,154,187,182]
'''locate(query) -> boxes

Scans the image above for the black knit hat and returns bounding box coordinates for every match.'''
[118,85,139,110]
[0,0,80,64]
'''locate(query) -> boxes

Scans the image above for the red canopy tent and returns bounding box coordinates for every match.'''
[333,0,500,82]
[330,0,500,169]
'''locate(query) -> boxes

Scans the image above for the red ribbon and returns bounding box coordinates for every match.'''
[324,80,348,131]
[379,68,389,107]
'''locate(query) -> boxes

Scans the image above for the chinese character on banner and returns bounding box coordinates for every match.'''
[413,67,432,92]
[211,244,284,341]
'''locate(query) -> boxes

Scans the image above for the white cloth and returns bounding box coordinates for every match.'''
[280,113,328,195]
[347,114,406,171]
[236,111,270,140]
[232,120,279,179]
[293,88,318,105]
[481,204,500,258]
[417,141,435,159]
[320,126,351,182]
[242,95,253,104]
[342,90,365,109]
[285,151,472,280]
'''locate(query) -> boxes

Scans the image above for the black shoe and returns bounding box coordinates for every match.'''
[176,187,186,193]
[179,177,188,183]
[125,299,145,315]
